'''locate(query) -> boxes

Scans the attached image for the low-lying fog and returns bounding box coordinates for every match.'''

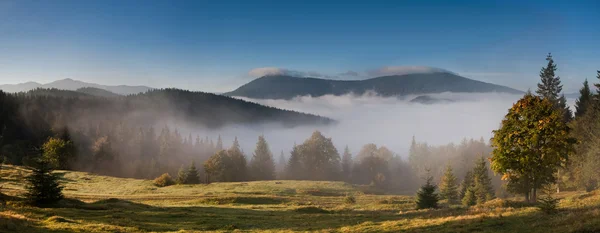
[182,92,575,157]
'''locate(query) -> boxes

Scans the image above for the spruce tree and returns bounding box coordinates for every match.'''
[228,137,247,182]
[416,175,439,209]
[575,79,593,117]
[472,156,495,204]
[216,135,223,151]
[459,170,473,199]
[439,165,459,204]
[536,53,562,101]
[341,146,353,181]
[249,136,276,180]
[25,159,64,206]
[176,165,187,184]
[184,162,200,184]
[462,187,476,206]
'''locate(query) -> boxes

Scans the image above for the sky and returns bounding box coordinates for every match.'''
[0,0,598,93]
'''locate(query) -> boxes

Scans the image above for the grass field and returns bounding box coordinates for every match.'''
[0,165,599,233]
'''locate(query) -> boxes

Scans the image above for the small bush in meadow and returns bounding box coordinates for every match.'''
[153,173,175,187]
[344,195,356,204]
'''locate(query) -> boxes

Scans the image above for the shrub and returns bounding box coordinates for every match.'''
[344,195,356,204]
[153,173,175,187]
[537,189,558,214]
[416,176,439,209]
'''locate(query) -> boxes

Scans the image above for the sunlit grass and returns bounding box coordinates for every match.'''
[1,164,599,232]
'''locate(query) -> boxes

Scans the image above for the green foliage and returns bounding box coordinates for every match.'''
[439,165,459,204]
[42,137,75,170]
[176,165,187,184]
[536,53,562,102]
[153,173,175,187]
[183,162,200,184]
[459,171,473,199]
[285,131,341,181]
[472,157,495,204]
[415,176,439,209]
[575,79,593,117]
[491,93,575,202]
[249,136,276,181]
[537,188,559,214]
[227,137,247,182]
[25,159,64,205]
[462,187,476,206]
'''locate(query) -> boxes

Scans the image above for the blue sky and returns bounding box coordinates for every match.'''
[0,0,598,92]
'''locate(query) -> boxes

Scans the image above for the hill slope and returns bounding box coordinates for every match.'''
[226,72,523,99]
[0,78,152,95]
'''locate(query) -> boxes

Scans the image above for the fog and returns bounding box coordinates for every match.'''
[195,92,552,157]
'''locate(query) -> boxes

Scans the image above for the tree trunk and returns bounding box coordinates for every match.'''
[524,191,530,203]
[556,170,561,193]
[532,187,537,203]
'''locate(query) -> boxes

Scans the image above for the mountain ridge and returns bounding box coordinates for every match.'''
[225,72,524,99]
[0,78,152,95]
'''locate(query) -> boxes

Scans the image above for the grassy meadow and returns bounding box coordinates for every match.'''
[0,165,599,233]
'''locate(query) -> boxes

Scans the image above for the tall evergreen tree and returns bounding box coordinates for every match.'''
[439,165,459,204]
[249,136,276,180]
[25,159,64,205]
[184,162,200,184]
[215,135,223,151]
[416,175,439,209]
[341,146,353,181]
[459,170,473,199]
[277,151,286,177]
[575,79,593,117]
[536,53,562,101]
[472,156,495,204]
[228,137,247,182]
[286,144,303,179]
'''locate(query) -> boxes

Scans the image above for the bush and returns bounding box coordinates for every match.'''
[153,173,175,187]
[537,190,558,214]
[344,195,356,204]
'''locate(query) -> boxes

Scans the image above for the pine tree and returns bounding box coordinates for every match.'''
[341,146,353,181]
[536,53,562,102]
[249,136,276,180]
[228,137,247,182]
[575,79,593,117]
[184,162,200,184]
[459,171,473,199]
[439,165,459,204]
[277,151,286,177]
[416,175,439,209]
[472,156,495,204]
[462,187,476,206]
[216,135,223,151]
[286,144,303,180]
[176,165,187,184]
[25,159,64,206]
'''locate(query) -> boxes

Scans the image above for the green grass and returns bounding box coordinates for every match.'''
[1,164,599,232]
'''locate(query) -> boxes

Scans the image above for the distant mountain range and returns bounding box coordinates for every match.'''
[0,78,152,95]
[225,72,524,99]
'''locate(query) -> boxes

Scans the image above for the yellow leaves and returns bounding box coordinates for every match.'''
[501,173,510,181]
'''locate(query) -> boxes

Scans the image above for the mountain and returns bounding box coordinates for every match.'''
[16,88,333,129]
[409,95,454,105]
[0,78,152,95]
[225,72,523,99]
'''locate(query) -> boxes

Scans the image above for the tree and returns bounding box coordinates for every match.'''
[439,165,459,204]
[416,175,439,209]
[575,79,593,117]
[176,165,188,184]
[341,146,353,181]
[25,159,64,205]
[228,137,247,182]
[41,137,75,170]
[459,171,473,199]
[216,135,223,151]
[184,162,200,184]
[294,131,341,180]
[595,70,600,96]
[204,150,232,183]
[249,136,275,180]
[472,156,495,204]
[286,144,303,179]
[462,187,476,206]
[491,93,575,202]
[536,53,572,122]
[277,151,286,178]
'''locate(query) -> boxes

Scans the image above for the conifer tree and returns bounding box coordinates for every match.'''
[472,156,495,204]
[176,165,187,184]
[249,136,276,180]
[416,175,439,209]
[228,137,247,181]
[25,159,64,205]
[536,53,572,122]
[216,135,223,151]
[286,144,303,179]
[277,151,286,177]
[462,187,476,206]
[184,162,200,184]
[575,79,593,117]
[459,170,473,199]
[439,165,459,204]
[341,146,353,181]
